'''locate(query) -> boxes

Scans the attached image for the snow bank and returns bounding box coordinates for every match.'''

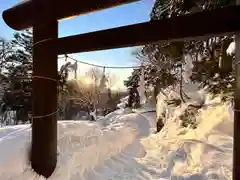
[0,92,233,180]
[117,96,129,109]
[139,95,233,180]
[0,110,157,180]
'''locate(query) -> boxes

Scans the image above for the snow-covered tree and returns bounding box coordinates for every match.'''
[0,30,70,123]
[1,30,33,123]
[124,68,141,108]
[130,0,235,130]
[148,0,235,97]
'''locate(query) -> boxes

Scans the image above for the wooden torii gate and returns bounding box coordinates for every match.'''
[2,0,240,179]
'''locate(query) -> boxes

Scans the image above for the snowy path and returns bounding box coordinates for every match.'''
[0,112,158,180]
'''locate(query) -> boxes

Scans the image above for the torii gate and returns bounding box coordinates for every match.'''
[2,0,240,179]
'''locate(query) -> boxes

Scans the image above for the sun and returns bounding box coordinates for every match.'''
[82,77,92,85]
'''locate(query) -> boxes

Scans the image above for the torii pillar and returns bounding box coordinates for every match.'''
[30,1,58,177]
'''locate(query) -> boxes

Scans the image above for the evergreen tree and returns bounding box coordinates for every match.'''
[0,30,69,124]
[2,30,33,123]
[124,68,141,108]
[143,0,235,98]
[129,0,236,130]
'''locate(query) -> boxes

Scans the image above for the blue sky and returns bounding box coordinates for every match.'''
[0,0,154,90]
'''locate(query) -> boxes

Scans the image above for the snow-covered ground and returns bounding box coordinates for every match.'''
[140,102,232,180]
[0,94,233,180]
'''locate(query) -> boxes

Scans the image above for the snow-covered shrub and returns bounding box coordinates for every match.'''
[179,106,199,129]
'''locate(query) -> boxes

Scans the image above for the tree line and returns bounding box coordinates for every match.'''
[0,30,123,123]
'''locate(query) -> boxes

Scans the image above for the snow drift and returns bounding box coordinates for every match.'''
[0,112,157,180]
[0,92,233,180]
[140,100,232,179]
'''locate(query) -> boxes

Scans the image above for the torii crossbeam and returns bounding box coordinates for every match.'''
[2,0,240,179]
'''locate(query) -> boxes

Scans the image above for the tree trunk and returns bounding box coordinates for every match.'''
[220,38,233,73]
[127,88,134,108]
[134,87,140,108]
[153,80,162,99]
[65,99,73,120]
